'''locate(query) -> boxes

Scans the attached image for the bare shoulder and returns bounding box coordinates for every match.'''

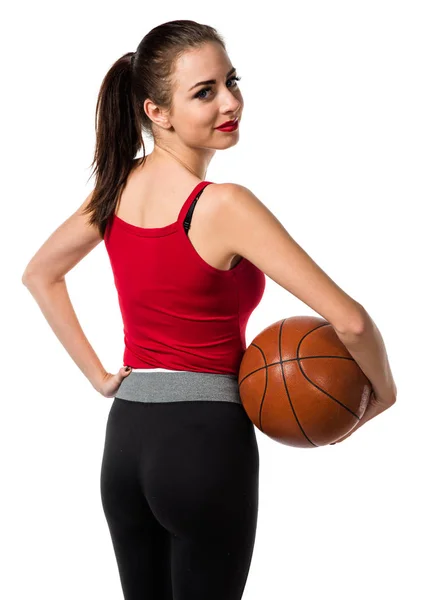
[207,182,284,252]
[208,182,268,218]
[209,182,366,335]
[204,182,253,222]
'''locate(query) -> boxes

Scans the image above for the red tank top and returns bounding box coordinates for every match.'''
[104,180,266,375]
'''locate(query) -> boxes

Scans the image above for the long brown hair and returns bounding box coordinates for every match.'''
[83,20,226,239]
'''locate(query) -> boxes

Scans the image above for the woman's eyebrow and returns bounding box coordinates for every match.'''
[188,67,236,91]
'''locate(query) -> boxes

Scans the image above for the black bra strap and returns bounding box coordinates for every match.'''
[183,186,209,234]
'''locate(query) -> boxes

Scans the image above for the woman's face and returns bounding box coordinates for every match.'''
[163,42,244,149]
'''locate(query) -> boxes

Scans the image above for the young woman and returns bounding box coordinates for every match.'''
[22,19,397,600]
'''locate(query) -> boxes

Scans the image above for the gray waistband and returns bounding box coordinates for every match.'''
[114,370,242,404]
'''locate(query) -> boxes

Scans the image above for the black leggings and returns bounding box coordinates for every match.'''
[100,371,260,600]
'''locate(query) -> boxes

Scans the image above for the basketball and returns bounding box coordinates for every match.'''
[238,315,372,448]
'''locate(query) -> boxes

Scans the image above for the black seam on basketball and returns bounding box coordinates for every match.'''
[248,344,267,432]
[280,320,317,446]
[238,355,354,386]
[297,324,361,420]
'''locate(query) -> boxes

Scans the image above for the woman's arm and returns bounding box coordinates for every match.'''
[22,191,107,392]
[330,314,397,443]
[336,312,397,407]
[22,277,107,392]
[214,184,397,443]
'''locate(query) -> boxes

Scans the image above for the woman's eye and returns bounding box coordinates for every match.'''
[195,75,242,100]
[229,75,242,86]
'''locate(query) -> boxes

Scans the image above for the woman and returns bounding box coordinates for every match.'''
[22,19,397,600]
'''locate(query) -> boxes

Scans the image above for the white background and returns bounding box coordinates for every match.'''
[3,1,421,598]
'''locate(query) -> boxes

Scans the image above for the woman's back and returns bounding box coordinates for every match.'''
[115,155,243,271]
[104,172,266,375]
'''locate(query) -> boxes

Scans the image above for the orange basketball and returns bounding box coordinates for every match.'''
[238,315,372,448]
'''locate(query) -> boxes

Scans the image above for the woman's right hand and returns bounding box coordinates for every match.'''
[96,366,133,398]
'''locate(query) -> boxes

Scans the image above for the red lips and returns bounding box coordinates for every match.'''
[216,117,239,129]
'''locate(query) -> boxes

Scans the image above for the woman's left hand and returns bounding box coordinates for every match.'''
[330,389,382,445]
